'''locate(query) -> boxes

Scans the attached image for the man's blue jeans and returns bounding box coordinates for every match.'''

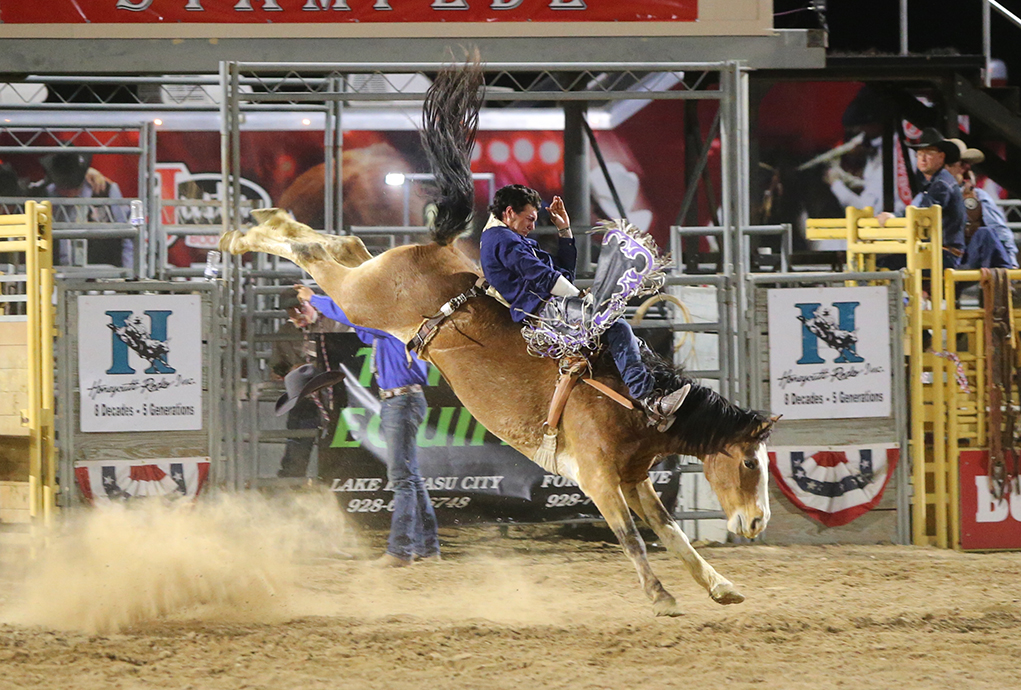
[380,391,439,561]
[604,320,654,400]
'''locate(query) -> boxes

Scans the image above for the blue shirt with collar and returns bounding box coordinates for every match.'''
[974,186,1018,268]
[911,167,965,264]
[309,294,429,390]
[479,223,577,322]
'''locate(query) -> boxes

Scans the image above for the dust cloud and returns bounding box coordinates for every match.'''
[0,489,359,634]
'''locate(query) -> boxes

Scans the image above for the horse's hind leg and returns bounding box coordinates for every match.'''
[219,208,370,273]
[580,475,682,617]
[623,479,744,605]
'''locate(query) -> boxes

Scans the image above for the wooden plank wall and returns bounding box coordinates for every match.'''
[0,322,28,440]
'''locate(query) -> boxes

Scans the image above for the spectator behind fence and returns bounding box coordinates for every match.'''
[32,152,132,268]
[269,295,348,479]
[876,128,965,269]
[946,139,1018,270]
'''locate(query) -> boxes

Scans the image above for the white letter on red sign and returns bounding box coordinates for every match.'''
[491,0,523,7]
[185,0,204,9]
[303,0,351,8]
[374,0,392,9]
[234,0,283,10]
[549,0,587,8]
[116,0,154,10]
[432,0,470,8]
[975,476,1010,522]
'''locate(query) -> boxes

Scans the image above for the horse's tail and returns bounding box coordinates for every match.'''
[421,50,483,247]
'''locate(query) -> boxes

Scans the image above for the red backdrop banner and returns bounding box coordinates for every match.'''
[0,0,697,24]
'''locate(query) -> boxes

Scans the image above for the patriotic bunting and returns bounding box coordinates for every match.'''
[768,444,899,527]
[75,458,210,506]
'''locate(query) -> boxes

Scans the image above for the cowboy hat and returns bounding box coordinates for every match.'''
[906,128,960,164]
[947,138,985,164]
[40,151,93,190]
[275,363,347,416]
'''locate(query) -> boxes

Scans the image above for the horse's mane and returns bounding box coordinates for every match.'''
[639,349,772,456]
[421,51,483,247]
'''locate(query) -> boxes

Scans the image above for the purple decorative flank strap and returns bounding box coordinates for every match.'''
[521,219,670,360]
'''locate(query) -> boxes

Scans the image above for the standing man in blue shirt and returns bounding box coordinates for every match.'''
[479,184,688,429]
[295,285,439,568]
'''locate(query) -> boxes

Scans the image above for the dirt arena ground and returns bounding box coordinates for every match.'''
[0,494,1019,690]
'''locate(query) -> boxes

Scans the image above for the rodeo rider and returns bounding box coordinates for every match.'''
[479,184,689,430]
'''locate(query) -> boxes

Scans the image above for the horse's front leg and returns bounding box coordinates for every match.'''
[623,478,744,605]
[578,472,682,617]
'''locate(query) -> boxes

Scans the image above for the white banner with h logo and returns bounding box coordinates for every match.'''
[77,294,203,432]
[767,286,892,420]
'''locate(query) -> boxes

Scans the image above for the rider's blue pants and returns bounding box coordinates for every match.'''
[605,320,655,400]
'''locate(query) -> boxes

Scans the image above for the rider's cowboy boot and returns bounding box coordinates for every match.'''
[641,383,691,432]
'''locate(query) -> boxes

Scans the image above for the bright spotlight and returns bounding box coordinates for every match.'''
[385,172,406,186]
[153,118,163,126]
[301,118,311,126]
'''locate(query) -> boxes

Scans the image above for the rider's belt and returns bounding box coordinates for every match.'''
[944,245,964,258]
[408,276,490,356]
[379,384,423,400]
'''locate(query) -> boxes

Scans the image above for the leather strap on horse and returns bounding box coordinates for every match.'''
[408,276,489,358]
[981,268,1019,501]
[581,378,634,409]
[532,358,587,474]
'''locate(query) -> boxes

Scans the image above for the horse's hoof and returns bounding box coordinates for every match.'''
[218,230,241,254]
[652,595,683,617]
[710,583,745,605]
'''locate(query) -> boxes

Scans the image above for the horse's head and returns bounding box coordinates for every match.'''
[701,417,777,539]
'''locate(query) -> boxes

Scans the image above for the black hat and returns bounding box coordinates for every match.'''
[906,128,960,164]
[40,152,93,190]
[842,86,890,128]
[280,295,302,312]
[274,363,347,416]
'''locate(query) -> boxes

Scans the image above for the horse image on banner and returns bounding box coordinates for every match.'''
[219,54,775,617]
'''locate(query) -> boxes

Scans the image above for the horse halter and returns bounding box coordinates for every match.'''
[407,276,491,358]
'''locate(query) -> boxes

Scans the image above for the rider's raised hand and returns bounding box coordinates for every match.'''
[549,196,571,236]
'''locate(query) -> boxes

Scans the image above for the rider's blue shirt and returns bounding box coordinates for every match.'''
[309,294,428,390]
[479,223,577,322]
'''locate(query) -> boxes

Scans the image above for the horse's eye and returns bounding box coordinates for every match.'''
[743,459,757,470]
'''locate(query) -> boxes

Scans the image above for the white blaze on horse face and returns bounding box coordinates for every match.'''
[721,443,771,539]
[754,442,771,531]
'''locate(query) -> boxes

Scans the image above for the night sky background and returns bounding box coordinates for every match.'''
[774,0,1021,85]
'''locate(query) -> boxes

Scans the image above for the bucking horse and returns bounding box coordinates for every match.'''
[219,56,776,617]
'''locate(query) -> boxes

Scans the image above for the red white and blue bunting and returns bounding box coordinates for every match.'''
[768,444,899,527]
[75,458,210,506]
